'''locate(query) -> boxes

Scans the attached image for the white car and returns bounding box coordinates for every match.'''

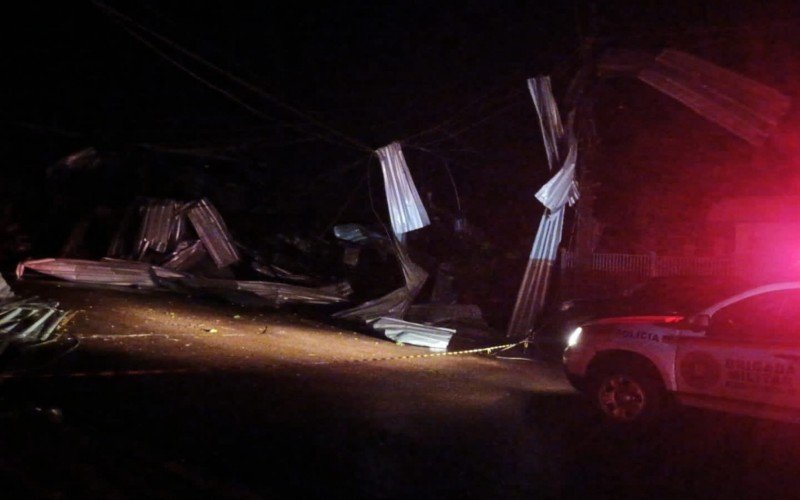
[563,282,800,424]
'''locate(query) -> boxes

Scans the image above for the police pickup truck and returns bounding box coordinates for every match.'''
[563,282,800,424]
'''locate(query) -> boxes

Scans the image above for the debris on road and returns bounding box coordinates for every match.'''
[185,198,241,268]
[18,198,353,308]
[370,317,455,351]
[0,274,71,360]
[17,258,183,288]
[17,141,502,351]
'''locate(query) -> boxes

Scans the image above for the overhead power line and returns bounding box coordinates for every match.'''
[91,0,374,153]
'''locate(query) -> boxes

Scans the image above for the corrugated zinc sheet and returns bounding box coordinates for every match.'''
[162,240,207,271]
[376,142,430,236]
[137,200,181,257]
[507,208,565,337]
[0,298,68,356]
[186,198,241,268]
[17,258,183,287]
[507,76,579,338]
[371,317,455,351]
[638,49,791,145]
[528,76,564,171]
[535,136,579,211]
[333,238,428,322]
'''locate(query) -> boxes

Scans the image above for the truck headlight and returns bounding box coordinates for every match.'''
[567,327,582,347]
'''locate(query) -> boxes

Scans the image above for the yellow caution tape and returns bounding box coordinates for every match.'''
[332,340,527,365]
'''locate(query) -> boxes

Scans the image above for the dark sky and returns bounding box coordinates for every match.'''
[7,1,576,147]
[5,0,800,256]
[9,1,798,156]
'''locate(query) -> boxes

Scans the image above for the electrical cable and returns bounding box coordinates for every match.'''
[110,20,315,138]
[92,0,374,153]
[401,78,528,144]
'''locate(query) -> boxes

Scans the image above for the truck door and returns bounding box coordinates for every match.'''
[675,289,800,416]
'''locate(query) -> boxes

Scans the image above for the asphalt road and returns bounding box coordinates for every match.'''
[2,282,800,499]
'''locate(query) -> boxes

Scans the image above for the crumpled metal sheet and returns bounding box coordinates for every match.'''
[535,136,579,211]
[333,238,428,322]
[137,200,181,257]
[0,298,68,356]
[0,275,70,357]
[528,77,565,171]
[333,287,413,322]
[161,240,207,271]
[236,280,350,306]
[168,276,352,307]
[267,265,316,285]
[376,142,430,236]
[395,238,428,292]
[507,76,578,338]
[17,258,183,288]
[507,208,565,337]
[186,198,241,268]
[638,49,791,145]
[371,317,455,351]
[333,223,377,244]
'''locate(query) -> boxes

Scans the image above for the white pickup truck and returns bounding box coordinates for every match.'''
[563,282,800,424]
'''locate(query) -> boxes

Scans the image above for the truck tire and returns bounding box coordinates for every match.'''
[588,367,667,424]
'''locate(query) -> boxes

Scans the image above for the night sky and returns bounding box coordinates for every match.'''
[5,0,800,272]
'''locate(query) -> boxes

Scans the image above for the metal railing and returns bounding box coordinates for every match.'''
[558,251,737,299]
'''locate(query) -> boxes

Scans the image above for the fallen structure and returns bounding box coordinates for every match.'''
[18,199,354,309]
[0,274,71,361]
[509,49,792,339]
[19,186,470,350]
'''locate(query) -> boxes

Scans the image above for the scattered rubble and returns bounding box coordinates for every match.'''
[49,50,788,349]
[0,274,71,362]
[18,146,493,351]
[370,317,455,351]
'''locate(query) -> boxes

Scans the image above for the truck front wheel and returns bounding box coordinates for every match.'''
[589,368,666,423]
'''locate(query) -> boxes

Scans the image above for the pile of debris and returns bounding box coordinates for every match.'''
[0,274,71,364]
[26,139,506,351]
[18,198,354,309]
[18,191,490,351]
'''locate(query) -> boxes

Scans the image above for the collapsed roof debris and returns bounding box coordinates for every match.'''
[376,142,430,236]
[638,49,791,146]
[332,236,428,322]
[25,49,778,351]
[507,76,579,338]
[327,143,468,350]
[17,258,184,288]
[185,199,241,268]
[599,48,792,146]
[137,200,183,257]
[508,49,792,338]
[18,198,351,308]
[160,276,352,308]
[0,274,71,361]
[162,240,207,271]
[370,317,454,351]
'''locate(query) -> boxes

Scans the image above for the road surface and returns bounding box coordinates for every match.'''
[1,282,799,498]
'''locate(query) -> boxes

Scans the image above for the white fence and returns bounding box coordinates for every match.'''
[561,251,736,278]
[559,251,738,298]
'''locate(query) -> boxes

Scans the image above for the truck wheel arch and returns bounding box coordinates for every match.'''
[587,350,666,388]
